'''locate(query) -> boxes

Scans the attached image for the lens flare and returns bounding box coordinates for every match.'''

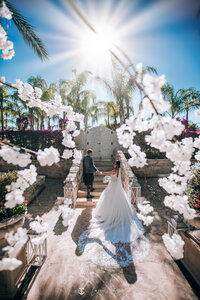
[77,23,120,75]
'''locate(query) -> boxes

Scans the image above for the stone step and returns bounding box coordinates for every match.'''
[79,188,104,193]
[77,190,101,198]
[80,182,108,189]
[95,166,113,171]
[94,161,113,167]
[76,198,98,208]
[93,174,106,182]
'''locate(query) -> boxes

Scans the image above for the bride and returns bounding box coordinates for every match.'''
[77,160,150,268]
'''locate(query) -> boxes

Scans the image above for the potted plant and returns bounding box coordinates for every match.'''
[0,171,27,299]
[187,165,200,228]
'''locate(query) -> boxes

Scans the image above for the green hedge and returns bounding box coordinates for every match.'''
[0,171,27,221]
[0,130,65,153]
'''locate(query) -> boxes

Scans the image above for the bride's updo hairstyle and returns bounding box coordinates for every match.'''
[115,160,120,169]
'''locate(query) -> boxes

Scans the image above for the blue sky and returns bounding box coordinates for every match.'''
[1,0,200,124]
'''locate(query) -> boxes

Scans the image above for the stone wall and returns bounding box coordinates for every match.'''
[180,230,200,286]
[116,150,135,194]
[131,159,174,177]
[0,158,72,179]
[75,126,124,160]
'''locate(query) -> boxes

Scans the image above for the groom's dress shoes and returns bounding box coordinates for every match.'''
[87,195,94,199]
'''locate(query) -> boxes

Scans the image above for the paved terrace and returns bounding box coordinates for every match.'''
[22,178,197,300]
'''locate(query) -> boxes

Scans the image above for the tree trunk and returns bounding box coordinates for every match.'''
[48,117,51,130]
[29,108,34,130]
[5,111,8,129]
[114,115,117,130]
[40,115,45,130]
[63,112,66,120]
[107,109,110,128]
[84,116,88,131]
[119,102,125,125]
[0,94,4,131]
[125,99,130,119]
[186,109,189,121]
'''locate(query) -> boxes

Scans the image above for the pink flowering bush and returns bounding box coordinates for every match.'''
[187,167,200,211]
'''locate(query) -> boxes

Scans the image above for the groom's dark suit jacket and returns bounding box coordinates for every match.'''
[83,155,98,186]
[83,155,97,174]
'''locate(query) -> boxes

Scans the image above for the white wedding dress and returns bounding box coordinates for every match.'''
[77,169,150,268]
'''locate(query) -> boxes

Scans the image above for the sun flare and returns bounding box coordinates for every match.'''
[77,23,120,74]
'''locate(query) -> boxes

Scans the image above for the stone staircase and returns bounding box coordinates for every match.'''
[76,161,113,208]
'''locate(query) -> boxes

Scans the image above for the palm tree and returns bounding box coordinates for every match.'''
[0,0,48,61]
[99,101,120,129]
[67,70,91,111]
[27,76,48,129]
[96,63,157,125]
[80,95,100,130]
[67,70,94,129]
[177,88,200,120]
[162,84,183,118]
[57,79,71,119]
[42,82,58,129]
[0,85,8,131]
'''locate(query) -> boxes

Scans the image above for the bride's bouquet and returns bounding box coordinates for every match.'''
[103,176,111,184]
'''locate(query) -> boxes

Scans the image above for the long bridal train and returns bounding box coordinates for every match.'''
[77,169,150,268]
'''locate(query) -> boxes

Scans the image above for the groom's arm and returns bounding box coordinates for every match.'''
[89,157,101,174]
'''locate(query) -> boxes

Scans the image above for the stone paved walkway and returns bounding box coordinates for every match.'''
[25,178,198,300]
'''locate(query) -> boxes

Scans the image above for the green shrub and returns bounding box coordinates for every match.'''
[0,171,27,221]
[187,168,200,211]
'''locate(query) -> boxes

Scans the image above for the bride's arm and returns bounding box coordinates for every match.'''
[102,169,117,176]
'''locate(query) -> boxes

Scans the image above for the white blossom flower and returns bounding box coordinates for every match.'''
[194,137,200,150]
[3,228,28,258]
[29,216,49,234]
[138,203,154,215]
[143,74,166,100]
[59,205,75,227]
[194,109,200,119]
[136,62,143,74]
[66,120,77,132]
[62,133,75,148]
[0,257,22,271]
[0,145,31,167]
[62,149,73,159]
[5,189,25,208]
[195,150,200,161]
[164,195,196,219]
[37,146,60,166]
[18,166,37,188]
[162,233,184,260]
[0,76,5,85]
[128,144,147,168]
[137,213,154,226]
[73,149,82,164]
[31,233,47,245]
[118,132,133,148]
[0,2,13,19]
[72,130,80,137]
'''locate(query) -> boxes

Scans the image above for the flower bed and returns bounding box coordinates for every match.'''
[187,166,200,212]
[0,171,27,222]
[0,130,65,154]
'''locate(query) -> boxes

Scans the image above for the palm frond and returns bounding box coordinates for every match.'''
[4,0,48,61]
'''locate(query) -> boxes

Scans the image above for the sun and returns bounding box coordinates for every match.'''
[77,23,120,75]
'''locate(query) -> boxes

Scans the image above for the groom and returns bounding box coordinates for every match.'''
[83,149,101,199]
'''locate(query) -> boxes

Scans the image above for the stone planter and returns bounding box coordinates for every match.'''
[180,230,200,287]
[0,213,26,248]
[0,214,27,299]
[188,212,200,229]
